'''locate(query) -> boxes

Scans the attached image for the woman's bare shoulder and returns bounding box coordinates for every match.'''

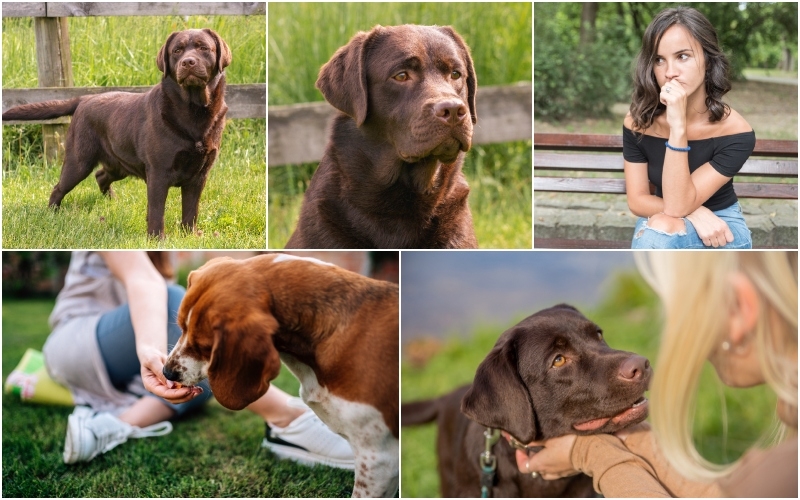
[624,112,657,134]
[721,108,753,135]
[624,112,634,129]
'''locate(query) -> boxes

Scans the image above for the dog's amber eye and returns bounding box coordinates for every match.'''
[393,72,409,82]
[553,355,566,368]
[451,71,461,80]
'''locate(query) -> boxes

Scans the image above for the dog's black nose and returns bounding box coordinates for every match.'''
[618,355,650,381]
[433,99,468,126]
[163,366,180,381]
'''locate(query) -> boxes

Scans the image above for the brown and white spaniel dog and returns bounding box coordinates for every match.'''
[163,253,398,497]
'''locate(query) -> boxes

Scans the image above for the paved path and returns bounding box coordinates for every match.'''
[744,75,798,86]
[535,193,798,248]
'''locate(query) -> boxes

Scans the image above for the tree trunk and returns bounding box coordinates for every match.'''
[580,2,599,47]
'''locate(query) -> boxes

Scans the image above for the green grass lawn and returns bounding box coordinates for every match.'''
[2,15,267,249]
[400,271,779,497]
[2,299,353,497]
[267,3,532,249]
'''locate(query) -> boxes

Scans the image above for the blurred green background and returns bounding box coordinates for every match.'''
[268,2,533,249]
[535,2,798,122]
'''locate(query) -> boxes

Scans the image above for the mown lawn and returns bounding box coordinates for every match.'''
[400,270,778,498]
[267,3,532,249]
[2,299,354,497]
[2,15,267,249]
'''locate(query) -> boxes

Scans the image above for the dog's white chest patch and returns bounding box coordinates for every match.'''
[279,354,398,497]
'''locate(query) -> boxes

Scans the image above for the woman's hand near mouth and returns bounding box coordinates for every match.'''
[660,78,689,138]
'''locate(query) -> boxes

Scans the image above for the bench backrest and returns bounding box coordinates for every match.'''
[534,133,798,199]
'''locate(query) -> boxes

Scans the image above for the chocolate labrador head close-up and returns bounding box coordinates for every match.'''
[462,304,651,443]
[286,24,479,249]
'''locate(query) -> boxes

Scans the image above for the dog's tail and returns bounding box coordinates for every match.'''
[401,398,441,426]
[402,384,473,426]
[2,97,83,121]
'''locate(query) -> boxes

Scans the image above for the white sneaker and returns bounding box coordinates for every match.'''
[63,405,173,464]
[262,398,355,470]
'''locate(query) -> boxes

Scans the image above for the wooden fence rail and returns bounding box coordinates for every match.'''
[268,82,532,166]
[2,84,265,122]
[2,2,265,18]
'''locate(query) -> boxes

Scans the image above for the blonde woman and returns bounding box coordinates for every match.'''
[515,252,797,497]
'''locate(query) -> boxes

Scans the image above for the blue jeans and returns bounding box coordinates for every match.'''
[95,284,213,417]
[631,202,752,249]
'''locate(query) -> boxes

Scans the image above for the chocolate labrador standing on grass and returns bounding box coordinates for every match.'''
[2,29,231,237]
[402,305,651,497]
[286,24,479,249]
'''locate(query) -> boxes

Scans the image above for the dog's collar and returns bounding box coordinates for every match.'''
[500,430,544,454]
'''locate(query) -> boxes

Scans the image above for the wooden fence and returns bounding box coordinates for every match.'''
[1,2,266,158]
[268,82,532,166]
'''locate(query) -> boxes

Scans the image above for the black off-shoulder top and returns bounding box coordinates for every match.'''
[622,126,756,211]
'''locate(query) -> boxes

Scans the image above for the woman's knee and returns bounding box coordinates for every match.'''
[645,213,687,235]
[632,216,692,249]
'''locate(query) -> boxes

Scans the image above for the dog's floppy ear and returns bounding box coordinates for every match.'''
[436,26,477,124]
[316,26,382,127]
[207,311,281,410]
[203,28,232,74]
[461,331,539,442]
[157,31,180,78]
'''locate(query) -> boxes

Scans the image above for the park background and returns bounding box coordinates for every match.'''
[267,2,533,249]
[1,251,398,497]
[534,2,798,246]
[401,251,781,497]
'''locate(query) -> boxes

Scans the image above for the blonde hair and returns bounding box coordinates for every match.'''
[635,251,798,481]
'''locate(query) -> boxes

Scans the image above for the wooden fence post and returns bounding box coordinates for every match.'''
[33,16,73,162]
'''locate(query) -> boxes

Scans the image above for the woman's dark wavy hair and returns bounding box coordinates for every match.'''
[630,7,731,132]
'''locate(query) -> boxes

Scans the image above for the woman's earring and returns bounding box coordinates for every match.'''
[721,341,731,351]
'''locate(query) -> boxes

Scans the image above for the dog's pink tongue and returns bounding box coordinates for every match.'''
[573,416,611,431]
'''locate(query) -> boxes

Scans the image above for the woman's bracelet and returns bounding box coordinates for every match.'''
[665,141,691,152]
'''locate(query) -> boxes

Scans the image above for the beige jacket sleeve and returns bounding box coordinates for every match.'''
[571,423,724,498]
[570,432,671,497]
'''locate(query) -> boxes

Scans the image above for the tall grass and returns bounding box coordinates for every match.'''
[401,270,778,497]
[3,16,265,87]
[267,3,532,249]
[2,15,266,249]
[268,2,532,105]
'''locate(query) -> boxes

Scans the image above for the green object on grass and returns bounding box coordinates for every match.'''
[4,348,74,406]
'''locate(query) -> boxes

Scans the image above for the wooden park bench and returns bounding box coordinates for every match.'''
[534,133,798,249]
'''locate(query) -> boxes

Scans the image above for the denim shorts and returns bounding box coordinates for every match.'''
[631,202,752,249]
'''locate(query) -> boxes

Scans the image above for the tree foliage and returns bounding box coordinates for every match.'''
[535,2,798,121]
